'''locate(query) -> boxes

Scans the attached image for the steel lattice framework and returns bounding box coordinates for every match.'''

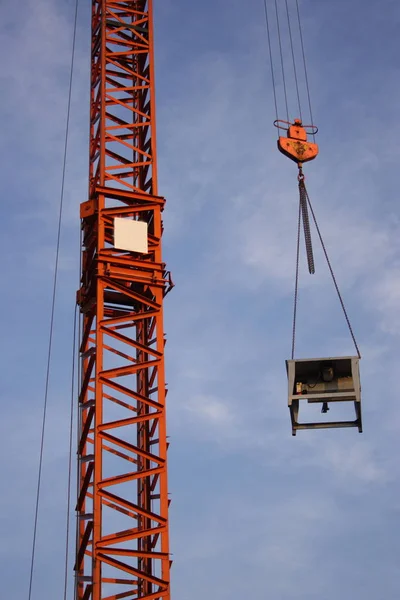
[76,2,172,599]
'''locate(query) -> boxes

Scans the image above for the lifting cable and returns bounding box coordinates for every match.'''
[284,0,302,121]
[63,306,79,600]
[28,1,79,598]
[295,0,315,141]
[291,173,361,360]
[262,0,314,127]
[305,183,361,359]
[273,0,290,122]
[291,196,301,360]
[263,0,278,122]
[261,1,360,359]
[74,253,83,599]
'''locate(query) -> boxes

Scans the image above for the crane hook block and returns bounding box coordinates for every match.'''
[276,119,319,165]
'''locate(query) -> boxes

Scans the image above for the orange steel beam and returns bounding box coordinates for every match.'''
[75,2,172,599]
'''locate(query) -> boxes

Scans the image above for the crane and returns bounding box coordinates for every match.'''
[23,2,363,598]
[73,2,362,597]
[75,2,172,599]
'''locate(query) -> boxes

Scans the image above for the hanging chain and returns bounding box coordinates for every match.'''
[298,169,315,274]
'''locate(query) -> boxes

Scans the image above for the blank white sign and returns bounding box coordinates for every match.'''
[114,217,148,253]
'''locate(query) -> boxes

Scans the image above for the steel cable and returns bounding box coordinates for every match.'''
[304,184,361,358]
[295,0,315,139]
[263,0,279,122]
[74,231,83,599]
[63,306,78,600]
[28,1,80,598]
[274,0,290,121]
[262,0,316,129]
[291,195,302,359]
[284,0,302,120]
[292,181,360,358]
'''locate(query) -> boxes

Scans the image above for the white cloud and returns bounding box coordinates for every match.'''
[186,393,233,425]
[371,264,400,333]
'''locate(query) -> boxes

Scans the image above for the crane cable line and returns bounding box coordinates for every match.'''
[28,0,80,598]
[73,230,83,600]
[291,176,361,360]
[304,184,361,359]
[291,195,301,360]
[74,232,83,599]
[262,0,278,121]
[273,0,290,122]
[295,0,316,141]
[262,0,315,129]
[284,0,302,121]
[63,305,79,600]
[261,1,360,359]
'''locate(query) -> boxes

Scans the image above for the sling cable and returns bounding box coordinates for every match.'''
[263,0,362,435]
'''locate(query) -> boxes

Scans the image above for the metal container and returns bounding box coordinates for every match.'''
[286,356,362,436]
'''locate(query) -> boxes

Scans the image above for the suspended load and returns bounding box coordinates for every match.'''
[278,123,363,435]
[277,121,362,435]
[263,0,362,435]
[286,357,362,436]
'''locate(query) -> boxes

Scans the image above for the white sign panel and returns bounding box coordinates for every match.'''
[114,217,148,254]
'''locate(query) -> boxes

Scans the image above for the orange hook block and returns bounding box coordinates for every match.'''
[275,119,319,165]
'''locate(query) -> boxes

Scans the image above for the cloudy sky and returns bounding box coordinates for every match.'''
[1,0,399,598]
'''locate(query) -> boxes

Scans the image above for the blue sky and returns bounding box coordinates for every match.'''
[1,0,399,598]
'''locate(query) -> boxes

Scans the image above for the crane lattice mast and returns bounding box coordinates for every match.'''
[76,2,172,599]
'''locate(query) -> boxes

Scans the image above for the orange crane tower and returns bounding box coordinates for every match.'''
[76,2,172,599]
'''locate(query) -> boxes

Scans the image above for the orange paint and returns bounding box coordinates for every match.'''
[276,119,319,166]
